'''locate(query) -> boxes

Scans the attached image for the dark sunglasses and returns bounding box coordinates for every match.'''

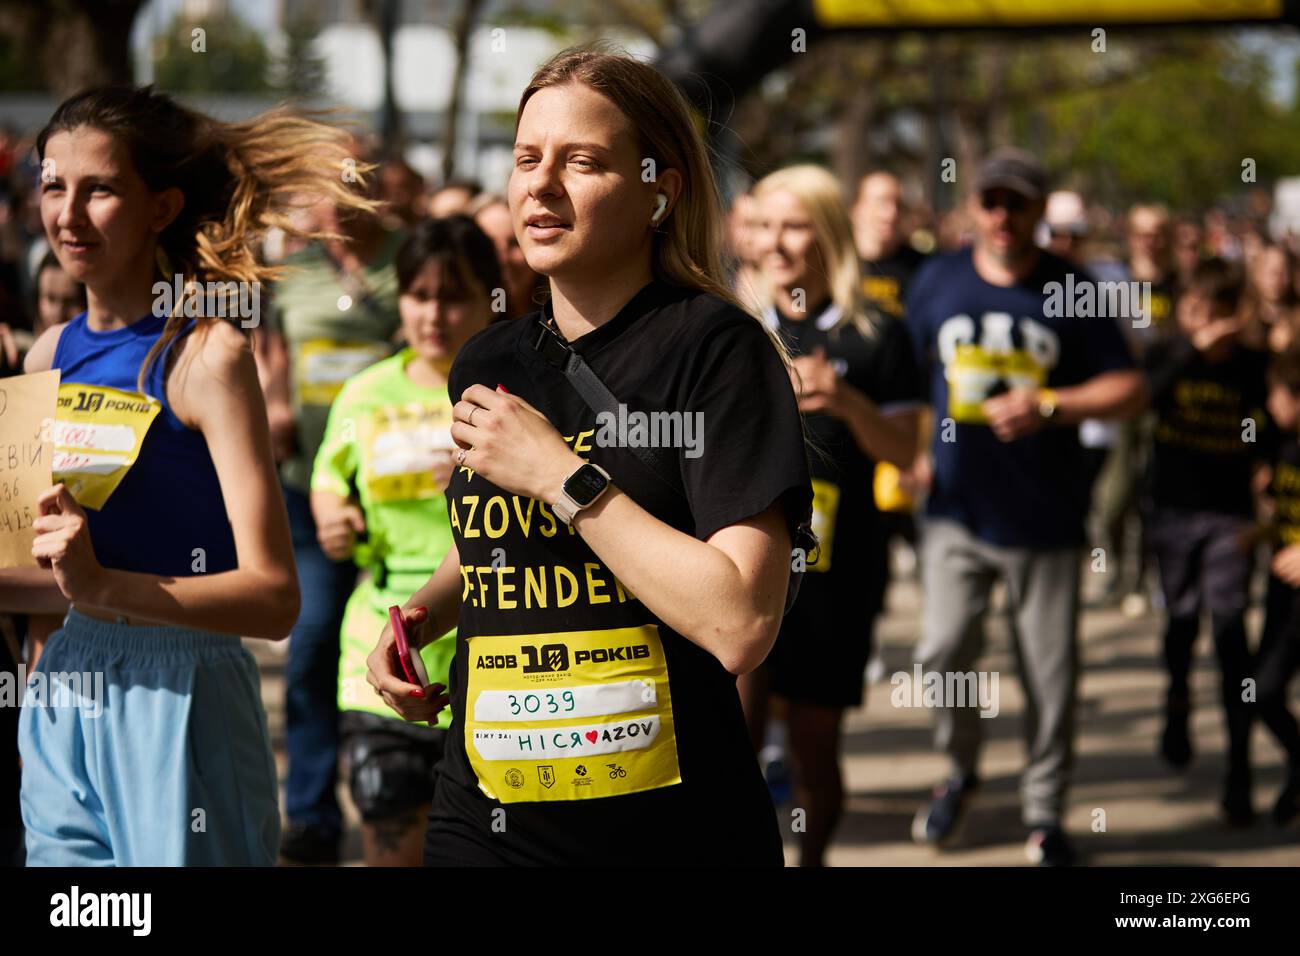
[980,192,1029,213]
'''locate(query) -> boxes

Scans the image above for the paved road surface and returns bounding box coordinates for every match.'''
[249,567,1300,866]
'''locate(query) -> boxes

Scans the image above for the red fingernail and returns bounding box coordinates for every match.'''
[497,383,509,393]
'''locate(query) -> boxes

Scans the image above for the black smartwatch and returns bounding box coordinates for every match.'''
[553,462,611,525]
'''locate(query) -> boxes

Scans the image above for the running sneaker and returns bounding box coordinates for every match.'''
[1024,825,1076,866]
[911,774,978,847]
[1271,772,1300,828]
[279,823,342,865]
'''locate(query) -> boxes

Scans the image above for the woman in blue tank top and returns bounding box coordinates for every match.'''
[0,86,376,865]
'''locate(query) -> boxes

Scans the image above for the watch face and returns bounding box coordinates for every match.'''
[564,464,609,505]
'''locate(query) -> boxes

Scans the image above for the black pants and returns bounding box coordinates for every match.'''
[282,483,356,833]
[1163,613,1254,774]
[1148,508,1255,775]
[422,770,785,867]
[1259,574,1300,773]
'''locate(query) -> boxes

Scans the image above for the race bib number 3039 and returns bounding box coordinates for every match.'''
[51,384,161,510]
[464,625,681,804]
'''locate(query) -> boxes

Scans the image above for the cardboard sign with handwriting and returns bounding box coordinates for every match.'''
[0,370,59,568]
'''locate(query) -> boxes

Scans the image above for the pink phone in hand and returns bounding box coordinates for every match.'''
[389,605,430,696]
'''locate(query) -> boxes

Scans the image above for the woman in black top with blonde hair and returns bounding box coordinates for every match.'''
[368,46,813,866]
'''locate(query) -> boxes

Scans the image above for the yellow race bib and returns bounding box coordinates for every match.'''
[946,344,1046,424]
[51,383,162,510]
[809,478,840,572]
[464,625,680,803]
[363,402,455,504]
[296,339,390,407]
[874,461,914,513]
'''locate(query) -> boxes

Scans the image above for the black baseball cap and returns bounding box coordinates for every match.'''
[976,148,1048,202]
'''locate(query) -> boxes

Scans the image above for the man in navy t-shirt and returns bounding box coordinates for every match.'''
[906,149,1145,866]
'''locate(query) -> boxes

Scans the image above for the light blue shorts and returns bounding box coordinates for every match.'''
[18,609,280,866]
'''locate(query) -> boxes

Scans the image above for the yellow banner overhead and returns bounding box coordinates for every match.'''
[813,0,1285,29]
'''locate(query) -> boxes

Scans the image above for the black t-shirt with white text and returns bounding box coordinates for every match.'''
[429,279,812,865]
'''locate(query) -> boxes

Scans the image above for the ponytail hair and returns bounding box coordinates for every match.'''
[37,85,378,390]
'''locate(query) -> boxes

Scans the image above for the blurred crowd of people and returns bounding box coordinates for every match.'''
[724,157,1300,864]
[5,121,1298,377]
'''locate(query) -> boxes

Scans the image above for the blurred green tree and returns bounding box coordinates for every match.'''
[152,9,272,94]
[1030,37,1300,208]
[729,29,1300,212]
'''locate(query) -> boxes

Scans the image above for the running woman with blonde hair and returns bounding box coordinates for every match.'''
[368,47,813,866]
[741,164,923,865]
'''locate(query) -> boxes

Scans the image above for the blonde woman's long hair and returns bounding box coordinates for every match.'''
[516,45,793,363]
[752,164,876,339]
[37,85,379,392]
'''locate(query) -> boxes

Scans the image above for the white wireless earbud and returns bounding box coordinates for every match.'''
[651,193,668,224]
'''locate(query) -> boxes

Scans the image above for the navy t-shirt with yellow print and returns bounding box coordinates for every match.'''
[426,279,812,866]
[906,248,1135,549]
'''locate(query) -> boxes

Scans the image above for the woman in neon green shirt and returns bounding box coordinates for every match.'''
[311,216,500,865]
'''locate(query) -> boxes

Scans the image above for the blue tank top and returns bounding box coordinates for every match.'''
[51,312,239,576]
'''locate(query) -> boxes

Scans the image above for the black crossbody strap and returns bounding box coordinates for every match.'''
[533,318,683,496]
[531,315,815,616]
[559,350,684,496]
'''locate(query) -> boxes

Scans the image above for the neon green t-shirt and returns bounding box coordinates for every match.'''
[313,348,457,726]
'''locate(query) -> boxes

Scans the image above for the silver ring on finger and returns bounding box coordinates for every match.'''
[468,406,478,427]
[455,448,468,466]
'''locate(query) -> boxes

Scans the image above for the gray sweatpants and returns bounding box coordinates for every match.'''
[917,518,1082,826]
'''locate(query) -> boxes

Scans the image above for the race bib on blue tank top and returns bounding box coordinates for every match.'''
[52,383,161,510]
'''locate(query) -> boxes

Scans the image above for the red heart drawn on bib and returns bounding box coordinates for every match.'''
[585,731,598,743]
